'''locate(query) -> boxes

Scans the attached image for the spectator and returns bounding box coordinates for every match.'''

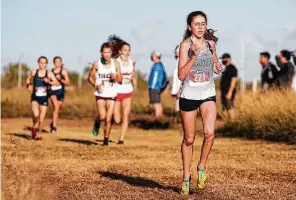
[220,53,238,121]
[275,50,295,88]
[291,50,296,92]
[259,51,279,90]
[148,51,168,118]
[171,45,182,112]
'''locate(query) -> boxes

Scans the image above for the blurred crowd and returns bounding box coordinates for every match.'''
[259,49,296,91]
[147,46,296,120]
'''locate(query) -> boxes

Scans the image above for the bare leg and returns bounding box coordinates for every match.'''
[198,101,216,169]
[39,105,48,133]
[119,97,131,141]
[50,95,62,128]
[105,100,115,138]
[31,101,40,129]
[154,103,163,118]
[96,99,107,135]
[228,108,236,121]
[180,109,198,179]
[113,101,121,124]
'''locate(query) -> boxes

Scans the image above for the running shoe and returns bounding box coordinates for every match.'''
[31,128,37,139]
[103,137,109,146]
[31,128,42,140]
[197,168,208,189]
[50,123,56,134]
[92,118,100,136]
[181,178,190,195]
[117,140,124,145]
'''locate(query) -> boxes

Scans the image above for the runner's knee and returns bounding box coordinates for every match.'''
[204,130,215,140]
[183,135,195,146]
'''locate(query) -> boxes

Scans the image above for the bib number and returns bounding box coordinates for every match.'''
[35,87,47,96]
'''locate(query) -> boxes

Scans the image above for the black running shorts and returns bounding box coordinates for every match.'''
[179,96,216,112]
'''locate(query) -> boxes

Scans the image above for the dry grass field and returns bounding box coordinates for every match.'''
[2,118,296,200]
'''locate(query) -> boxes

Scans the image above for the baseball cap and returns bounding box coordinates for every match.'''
[220,53,231,59]
[151,51,162,58]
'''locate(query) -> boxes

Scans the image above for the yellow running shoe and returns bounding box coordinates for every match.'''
[181,178,190,195]
[197,168,208,189]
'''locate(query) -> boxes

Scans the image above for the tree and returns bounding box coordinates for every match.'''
[1,63,30,88]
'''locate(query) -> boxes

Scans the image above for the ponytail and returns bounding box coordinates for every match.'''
[204,29,218,43]
[183,28,192,40]
[107,34,130,58]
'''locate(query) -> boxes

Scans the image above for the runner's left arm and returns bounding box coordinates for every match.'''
[209,41,223,74]
[112,59,123,84]
[46,71,60,86]
[26,70,35,92]
[61,68,71,86]
[131,60,137,86]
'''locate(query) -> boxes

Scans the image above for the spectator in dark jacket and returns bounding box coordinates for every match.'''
[292,50,296,66]
[259,51,279,90]
[275,50,295,88]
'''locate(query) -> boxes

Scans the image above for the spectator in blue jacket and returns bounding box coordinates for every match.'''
[148,51,165,118]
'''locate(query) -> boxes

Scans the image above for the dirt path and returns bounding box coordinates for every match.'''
[2,118,296,200]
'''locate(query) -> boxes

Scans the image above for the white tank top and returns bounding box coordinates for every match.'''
[94,59,117,98]
[116,57,134,93]
[180,39,216,100]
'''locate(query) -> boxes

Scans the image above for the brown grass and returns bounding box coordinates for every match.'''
[2,118,296,200]
[1,87,177,119]
[219,90,296,144]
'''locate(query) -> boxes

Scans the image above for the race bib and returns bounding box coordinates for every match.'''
[35,86,47,96]
[51,85,62,90]
[188,68,210,86]
[123,76,131,84]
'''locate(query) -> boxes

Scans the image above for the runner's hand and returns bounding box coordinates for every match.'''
[214,62,223,74]
[96,84,103,93]
[110,73,117,81]
[191,44,199,57]
[27,85,33,92]
[44,78,50,84]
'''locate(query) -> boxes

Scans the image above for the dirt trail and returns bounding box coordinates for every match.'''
[2,118,296,200]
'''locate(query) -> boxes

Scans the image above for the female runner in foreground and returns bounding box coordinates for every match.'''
[26,56,59,140]
[49,56,70,133]
[88,42,122,146]
[108,35,136,145]
[178,11,223,195]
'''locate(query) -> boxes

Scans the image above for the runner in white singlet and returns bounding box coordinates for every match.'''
[107,35,136,145]
[88,42,122,146]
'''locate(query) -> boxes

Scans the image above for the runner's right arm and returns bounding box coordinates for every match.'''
[131,60,137,86]
[178,40,198,81]
[61,68,71,86]
[26,70,36,92]
[46,71,60,86]
[88,61,98,87]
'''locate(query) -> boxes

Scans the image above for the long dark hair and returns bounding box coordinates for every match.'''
[183,11,218,42]
[107,34,130,58]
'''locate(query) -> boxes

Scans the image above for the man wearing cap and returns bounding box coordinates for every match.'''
[220,53,238,121]
[171,45,182,112]
[148,51,166,118]
[259,51,279,90]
